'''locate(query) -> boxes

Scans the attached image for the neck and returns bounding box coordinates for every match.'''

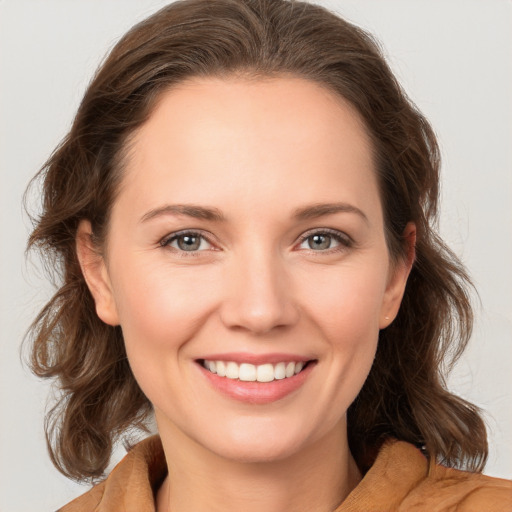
[156,419,361,512]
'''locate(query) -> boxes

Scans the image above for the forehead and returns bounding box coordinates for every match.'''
[119,76,379,221]
[132,75,373,161]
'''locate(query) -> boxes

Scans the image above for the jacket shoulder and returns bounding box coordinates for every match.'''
[399,463,512,512]
[338,440,512,512]
[56,481,106,512]
[55,436,165,512]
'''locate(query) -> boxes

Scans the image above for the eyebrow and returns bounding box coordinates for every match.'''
[292,202,369,223]
[140,204,226,223]
[140,202,368,224]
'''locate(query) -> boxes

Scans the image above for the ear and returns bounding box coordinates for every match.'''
[379,222,416,329]
[76,220,120,326]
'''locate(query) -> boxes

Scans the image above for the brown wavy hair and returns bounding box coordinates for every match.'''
[26,0,487,481]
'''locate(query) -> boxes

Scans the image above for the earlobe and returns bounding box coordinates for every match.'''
[76,220,120,326]
[379,222,416,329]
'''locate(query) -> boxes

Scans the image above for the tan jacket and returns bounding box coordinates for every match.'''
[59,436,512,512]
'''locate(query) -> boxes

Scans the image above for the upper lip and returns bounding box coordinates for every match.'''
[198,352,313,365]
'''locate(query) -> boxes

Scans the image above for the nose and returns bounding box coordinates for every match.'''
[219,248,300,335]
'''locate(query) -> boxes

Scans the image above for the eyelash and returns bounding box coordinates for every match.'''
[159,228,353,257]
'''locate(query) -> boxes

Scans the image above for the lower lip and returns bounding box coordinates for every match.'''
[198,362,316,405]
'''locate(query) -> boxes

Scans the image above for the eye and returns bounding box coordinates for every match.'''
[161,231,214,252]
[297,229,352,252]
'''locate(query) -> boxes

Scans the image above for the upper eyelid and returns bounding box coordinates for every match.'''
[297,227,350,239]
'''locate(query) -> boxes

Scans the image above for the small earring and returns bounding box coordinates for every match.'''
[385,316,390,320]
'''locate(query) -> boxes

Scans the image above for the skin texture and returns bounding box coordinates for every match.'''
[77,76,415,512]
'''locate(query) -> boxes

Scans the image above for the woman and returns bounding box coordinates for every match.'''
[26,0,512,510]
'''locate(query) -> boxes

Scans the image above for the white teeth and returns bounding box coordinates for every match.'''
[225,361,239,379]
[274,362,286,380]
[202,360,309,382]
[216,360,226,377]
[285,362,295,378]
[239,363,257,382]
[256,363,274,383]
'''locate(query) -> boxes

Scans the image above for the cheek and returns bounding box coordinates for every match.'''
[109,259,225,416]
[111,260,218,361]
[298,260,388,340]
[297,260,387,395]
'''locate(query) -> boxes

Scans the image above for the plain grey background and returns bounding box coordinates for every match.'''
[1,1,511,510]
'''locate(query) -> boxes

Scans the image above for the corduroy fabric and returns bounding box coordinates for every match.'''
[58,435,512,512]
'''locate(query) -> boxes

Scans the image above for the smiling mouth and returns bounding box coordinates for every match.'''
[199,359,313,383]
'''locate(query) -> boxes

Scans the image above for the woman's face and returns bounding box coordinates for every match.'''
[83,76,411,462]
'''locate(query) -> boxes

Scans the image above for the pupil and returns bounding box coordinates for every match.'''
[309,234,330,250]
[179,235,200,251]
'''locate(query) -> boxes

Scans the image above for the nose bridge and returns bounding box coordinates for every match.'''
[219,240,299,335]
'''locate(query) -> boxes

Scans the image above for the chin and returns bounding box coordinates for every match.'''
[210,438,303,464]
[198,418,319,464]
